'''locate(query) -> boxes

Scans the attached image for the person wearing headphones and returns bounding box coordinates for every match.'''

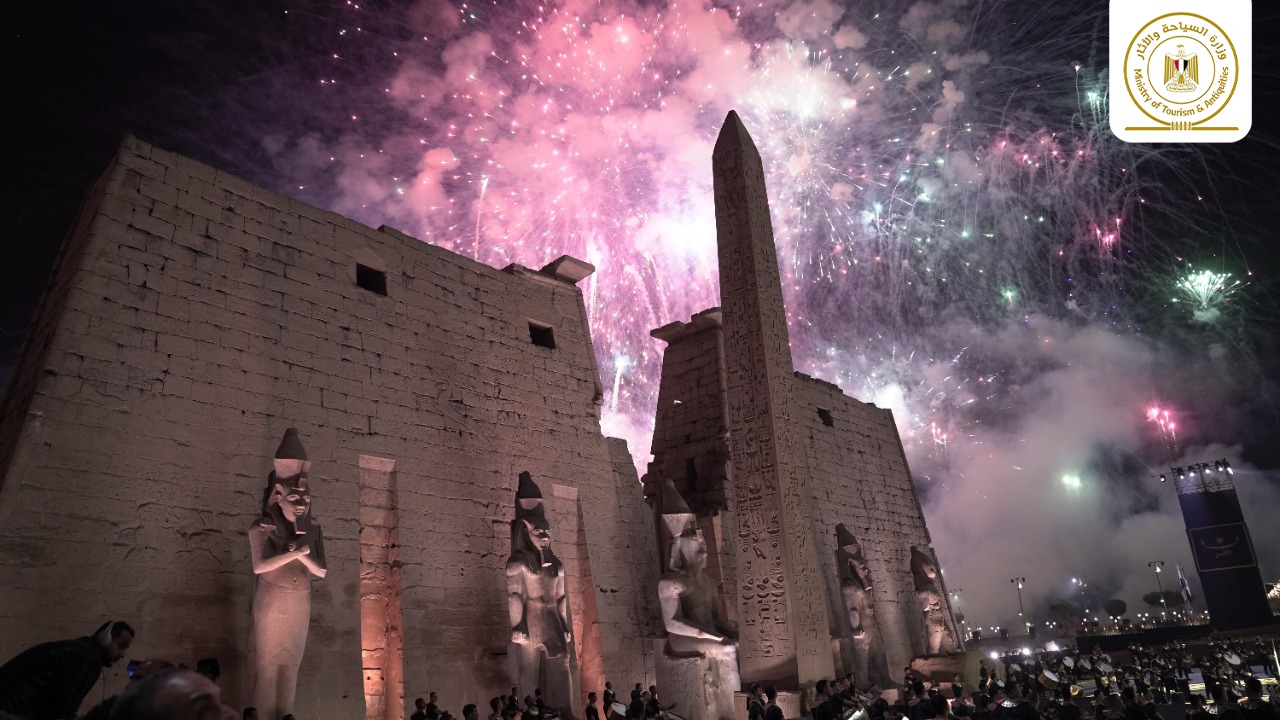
[0,620,135,720]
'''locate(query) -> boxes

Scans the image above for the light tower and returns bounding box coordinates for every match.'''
[1148,561,1168,614]
[1010,577,1027,630]
[1159,459,1272,630]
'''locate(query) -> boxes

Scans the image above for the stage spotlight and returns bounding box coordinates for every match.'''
[1159,474,1167,482]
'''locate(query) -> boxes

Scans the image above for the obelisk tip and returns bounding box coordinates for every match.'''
[714,109,759,156]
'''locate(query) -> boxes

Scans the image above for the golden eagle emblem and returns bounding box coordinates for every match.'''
[1164,44,1198,92]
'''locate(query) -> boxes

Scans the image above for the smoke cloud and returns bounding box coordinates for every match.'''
[908,317,1280,628]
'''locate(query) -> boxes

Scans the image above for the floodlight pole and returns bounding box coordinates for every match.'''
[1011,577,1026,629]
[1149,561,1167,613]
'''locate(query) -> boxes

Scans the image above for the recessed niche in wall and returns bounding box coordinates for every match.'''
[529,321,556,349]
[356,263,388,296]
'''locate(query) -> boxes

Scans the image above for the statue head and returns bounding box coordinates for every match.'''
[670,532,709,575]
[910,546,940,588]
[523,519,552,552]
[272,477,312,526]
[844,592,863,631]
[657,481,704,575]
[262,428,313,534]
[510,472,559,572]
[836,524,872,591]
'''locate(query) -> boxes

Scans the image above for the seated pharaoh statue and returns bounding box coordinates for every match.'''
[653,481,739,720]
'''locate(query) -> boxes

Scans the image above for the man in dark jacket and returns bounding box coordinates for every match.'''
[996,683,1040,720]
[867,686,890,720]
[748,684,766,720]
[0,621,135,720]
[764,687,784,720]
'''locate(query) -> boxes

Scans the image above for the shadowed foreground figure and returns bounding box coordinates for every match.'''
[0,620,134,720]
[106,669,237,720]
[82,659,177,720]
[249,428,327,720]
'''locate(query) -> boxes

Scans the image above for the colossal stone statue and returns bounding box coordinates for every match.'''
[653,481,739,720]
[835,525,890,689]
[909,546,957,655]
[506,472,579,720]
[249,427,328,720]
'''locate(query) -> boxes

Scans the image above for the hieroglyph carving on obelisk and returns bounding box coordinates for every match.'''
[713,110,835,687]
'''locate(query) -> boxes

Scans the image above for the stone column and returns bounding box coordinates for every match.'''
[713,110,834,687]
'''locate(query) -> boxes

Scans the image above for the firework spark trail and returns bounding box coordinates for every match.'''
[1173,266,1245,323]
[1146,405,1181,463]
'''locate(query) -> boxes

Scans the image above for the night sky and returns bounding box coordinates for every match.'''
[4,0,1279,624]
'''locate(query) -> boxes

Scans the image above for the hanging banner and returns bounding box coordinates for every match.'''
[1187,522,1257,572]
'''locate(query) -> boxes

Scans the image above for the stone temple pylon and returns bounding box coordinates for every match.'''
[713,110,835,688]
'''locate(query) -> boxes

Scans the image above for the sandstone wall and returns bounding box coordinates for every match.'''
[793,373,945,678]
[644,311,737,623]
[0,137,657,718]
[646,315,958,686]
[596,438,663,689]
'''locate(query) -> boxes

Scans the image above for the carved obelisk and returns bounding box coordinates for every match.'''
[713,110,834,687]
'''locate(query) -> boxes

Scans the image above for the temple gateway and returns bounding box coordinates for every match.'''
[0,112,959,720]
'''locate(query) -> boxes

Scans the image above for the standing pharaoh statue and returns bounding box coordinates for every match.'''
[653,481,739,720]
[506,472,579,720]
[909,546,958,655]
[835,525,891,689]
[249,427,328,720]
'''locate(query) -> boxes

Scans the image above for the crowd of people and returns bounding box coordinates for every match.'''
[470,681,690,720]
[760,639,1280,720]
[946,640,1277,720]
[0,620,272,720]
[2,620,1278,720]
[977,639,1279,706]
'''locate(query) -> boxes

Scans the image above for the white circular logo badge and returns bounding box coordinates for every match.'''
[1123,12,1239,130]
